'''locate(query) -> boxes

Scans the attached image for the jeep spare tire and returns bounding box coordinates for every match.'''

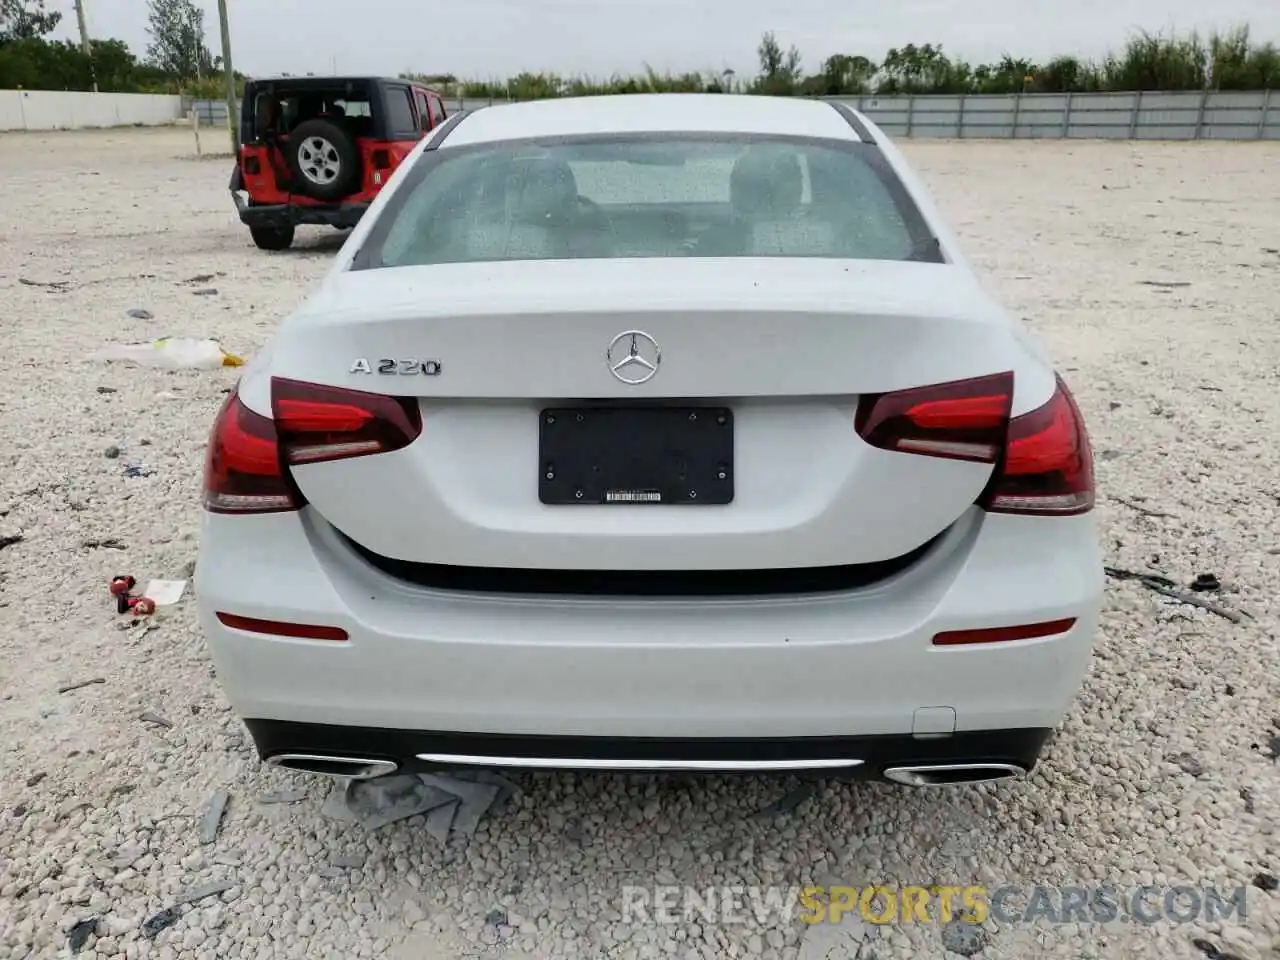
[288,118,360,201]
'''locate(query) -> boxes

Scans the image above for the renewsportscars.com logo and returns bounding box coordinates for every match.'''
[620,884,1250,926]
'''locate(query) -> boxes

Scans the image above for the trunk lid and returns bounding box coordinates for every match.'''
[258,258,1048,571]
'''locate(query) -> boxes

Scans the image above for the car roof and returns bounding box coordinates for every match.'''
[246,76,436,89]
[440,94,865,147]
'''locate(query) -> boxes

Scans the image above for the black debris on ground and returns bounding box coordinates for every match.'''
[941,918,991,957]
[67,918,98,953]
[141,908,178,939]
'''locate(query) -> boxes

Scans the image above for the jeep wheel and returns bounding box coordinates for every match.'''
[250,224,295,251]
[288,118,361,201]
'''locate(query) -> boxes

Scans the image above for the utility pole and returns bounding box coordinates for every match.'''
[217,0,237,154]
[73,0,97,92]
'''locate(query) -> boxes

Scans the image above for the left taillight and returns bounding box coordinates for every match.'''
[271,377,422,466]
[203,390,301,514]
[202,379,423,515]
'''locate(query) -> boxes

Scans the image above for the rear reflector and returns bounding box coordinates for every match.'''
[856,372,1014,463]
[932,618,1077,646]
[979,374,1094,516]
[216,612,349,642]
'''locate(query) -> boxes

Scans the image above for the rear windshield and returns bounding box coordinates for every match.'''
[354,134,941,268]
[244,83,373,141]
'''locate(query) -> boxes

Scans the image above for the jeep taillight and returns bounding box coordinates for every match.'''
[202,380,422,515]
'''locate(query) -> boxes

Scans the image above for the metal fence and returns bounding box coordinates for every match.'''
[187,97,235,127]
[838,89,1278,140]
[188,89,1280,141]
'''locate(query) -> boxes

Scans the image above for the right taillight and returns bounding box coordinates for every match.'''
[855,370,1094,518]
[856,371,1014,463]
[978,374,1094,516]
[202,380,423,515]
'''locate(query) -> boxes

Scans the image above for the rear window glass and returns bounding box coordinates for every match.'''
[358,135,940,268]
[248,86,372,137]
[384,87,418,138]
[333,98,371,118]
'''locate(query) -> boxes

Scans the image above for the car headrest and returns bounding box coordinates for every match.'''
[730,148,803,217]
[507,156,579,222]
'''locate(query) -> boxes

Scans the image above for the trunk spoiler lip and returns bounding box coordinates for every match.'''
[290,258,994,325]
[826,100,877,144]
[423,107,483,151]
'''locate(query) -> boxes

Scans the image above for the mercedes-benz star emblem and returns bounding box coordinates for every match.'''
[606,330,661,385]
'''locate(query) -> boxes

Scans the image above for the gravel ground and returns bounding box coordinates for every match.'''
[0,128,1278,960]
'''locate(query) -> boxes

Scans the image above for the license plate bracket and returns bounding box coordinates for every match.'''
[539,406,733,505]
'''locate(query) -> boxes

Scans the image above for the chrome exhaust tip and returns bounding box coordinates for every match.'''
[882,762,1026,787]
[265,753,398,780]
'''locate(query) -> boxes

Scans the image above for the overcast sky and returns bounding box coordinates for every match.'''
[51,0,1280,80]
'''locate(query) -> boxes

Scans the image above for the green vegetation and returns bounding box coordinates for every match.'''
[0,0,245,95]
[419,27,1279,100]
[2,0,1276,101]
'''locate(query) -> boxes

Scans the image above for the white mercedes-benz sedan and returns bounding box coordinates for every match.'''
[196,93,1102,787]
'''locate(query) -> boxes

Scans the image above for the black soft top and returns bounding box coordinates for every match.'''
[245,76,427,90]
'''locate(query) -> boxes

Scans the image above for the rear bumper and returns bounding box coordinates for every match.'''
[195,506,1104,756]
[230,179,368,229]
[246,719,1053,780]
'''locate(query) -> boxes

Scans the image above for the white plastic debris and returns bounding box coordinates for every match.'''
[91,337,245,370]
[142,579,187,607]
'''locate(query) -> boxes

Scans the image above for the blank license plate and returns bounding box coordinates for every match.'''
[538,406,734,505]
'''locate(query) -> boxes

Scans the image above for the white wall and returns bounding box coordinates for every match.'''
[0,90,184,132]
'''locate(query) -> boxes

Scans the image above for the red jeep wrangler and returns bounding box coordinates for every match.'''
[230,76,451,250]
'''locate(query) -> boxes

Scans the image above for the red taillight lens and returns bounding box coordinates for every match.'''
[203,390,302,514]
[372,149,392,170]
[855,371,1095,518]
[855,372,1014,463]
[271,377,422,466]
[979,374,1094,516]
[203,381,423,515]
